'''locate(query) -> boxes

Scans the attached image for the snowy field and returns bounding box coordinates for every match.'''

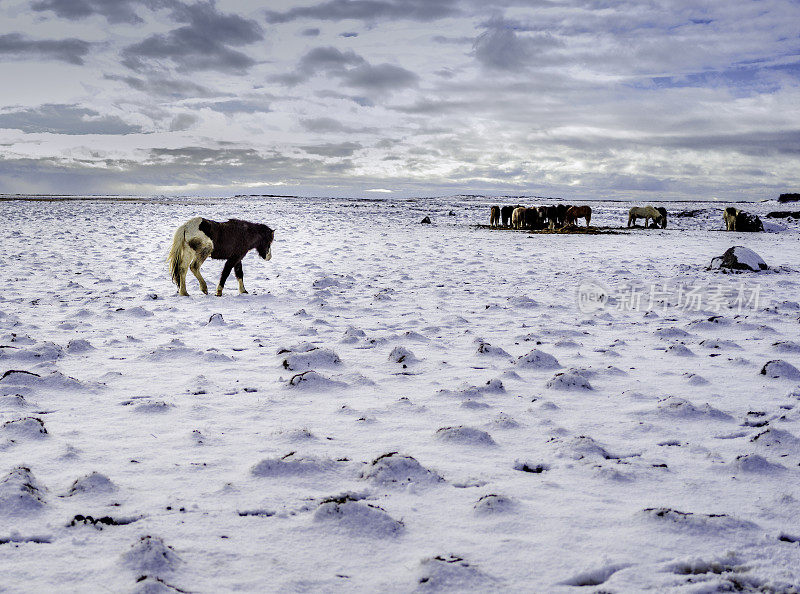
[2,195,800,593]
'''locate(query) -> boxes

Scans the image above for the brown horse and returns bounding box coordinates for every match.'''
[168,217,274,296]
[564,205,592,227]
[489,205,501,227]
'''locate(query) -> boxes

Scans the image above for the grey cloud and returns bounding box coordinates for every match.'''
[473,18,563,71]
[121,2,263,73]
[340,32,359,37]
[265,0,460,23]
[340,63,419,90]
[278,46,418,92]
[300,117,378,134]
[301,27,321,36]
[0,33,91,65]
[169,113,198,131]
[300,142,363,157]
[103,74,220,99]
[29,0,167,24]
[0,104,142,135]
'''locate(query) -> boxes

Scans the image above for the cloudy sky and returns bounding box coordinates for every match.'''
[0,0,798,199]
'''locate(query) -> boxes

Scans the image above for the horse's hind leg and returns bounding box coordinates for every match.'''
[190,253,210,294]
[188,239,212,295]
[234,262,247,294]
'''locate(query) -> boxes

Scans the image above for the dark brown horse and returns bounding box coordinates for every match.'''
[168,217,274,296]
[501,205,514,227]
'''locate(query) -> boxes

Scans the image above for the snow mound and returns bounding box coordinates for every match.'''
[488,412,520,429]
[361,452,444,487]
[415,554,497,591]
[436,379,505,400]
[515,349,560,369]
[65,339,95,353]
[666,344,695,356]
[772,341,800,354]
[507,295,538,309]
[731,454,785,473]
[750,428,800,454]
[435,426,496,446]
[121,535,182,574]
[655,327,692,339]
[313,499,404,537]
[473,494,515,515]
[0,370,83,391]
[67,472,117,495]
[760,359,800,380]
[286,370,346,391]
[2,417,48,440]
[710,246,768,271]
[143,343,232,363]
[0,466,46,516]
[282,348,342,371]
[251,455,335,477]
[0,394,29,408]
[133,400,174,414]
[389,346,419,364]
[476,342,511,358]
[546,369,593,391]
[340,327,367,344]
[552,435,615,461]
[655,397,733,421]
[0,342,62,363]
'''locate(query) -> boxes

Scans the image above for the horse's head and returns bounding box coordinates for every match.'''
[256,225,274,261]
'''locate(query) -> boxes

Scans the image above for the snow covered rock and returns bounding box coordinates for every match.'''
[286,370,346,390]
[67,472,117,495]
[515,349,560,369]
[282,348,341,371]
[415,554,497,591]
[0,467,47,516]
[710,246,768,271]
[360,452,444,486]
[546,369,593,391]
[473,494,515,515]
[2,417,48,440]
[476,342,511,358]
[655,397,732,421]
[731,454,785,473]
[389,346,419,365]
[313,499,404,537]
[434,426,496,446]
[121,535,182,574]
[760,359,800,380]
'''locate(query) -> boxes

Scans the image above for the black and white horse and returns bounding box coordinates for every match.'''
[168,217,274,296]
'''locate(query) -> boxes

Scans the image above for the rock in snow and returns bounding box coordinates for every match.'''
[710,246,768,271]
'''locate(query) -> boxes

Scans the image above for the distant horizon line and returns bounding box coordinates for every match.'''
[0,193,781,204]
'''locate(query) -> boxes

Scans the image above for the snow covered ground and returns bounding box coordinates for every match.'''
[1,195,800,592]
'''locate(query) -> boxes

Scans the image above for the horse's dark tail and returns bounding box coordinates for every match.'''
[167,224,187,287]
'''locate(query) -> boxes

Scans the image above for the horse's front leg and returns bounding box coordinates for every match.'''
[216,259,236,296]
[234,262,248,294]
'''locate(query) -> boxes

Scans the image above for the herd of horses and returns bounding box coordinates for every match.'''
[489,203,594,230]
[488,203,668,230]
